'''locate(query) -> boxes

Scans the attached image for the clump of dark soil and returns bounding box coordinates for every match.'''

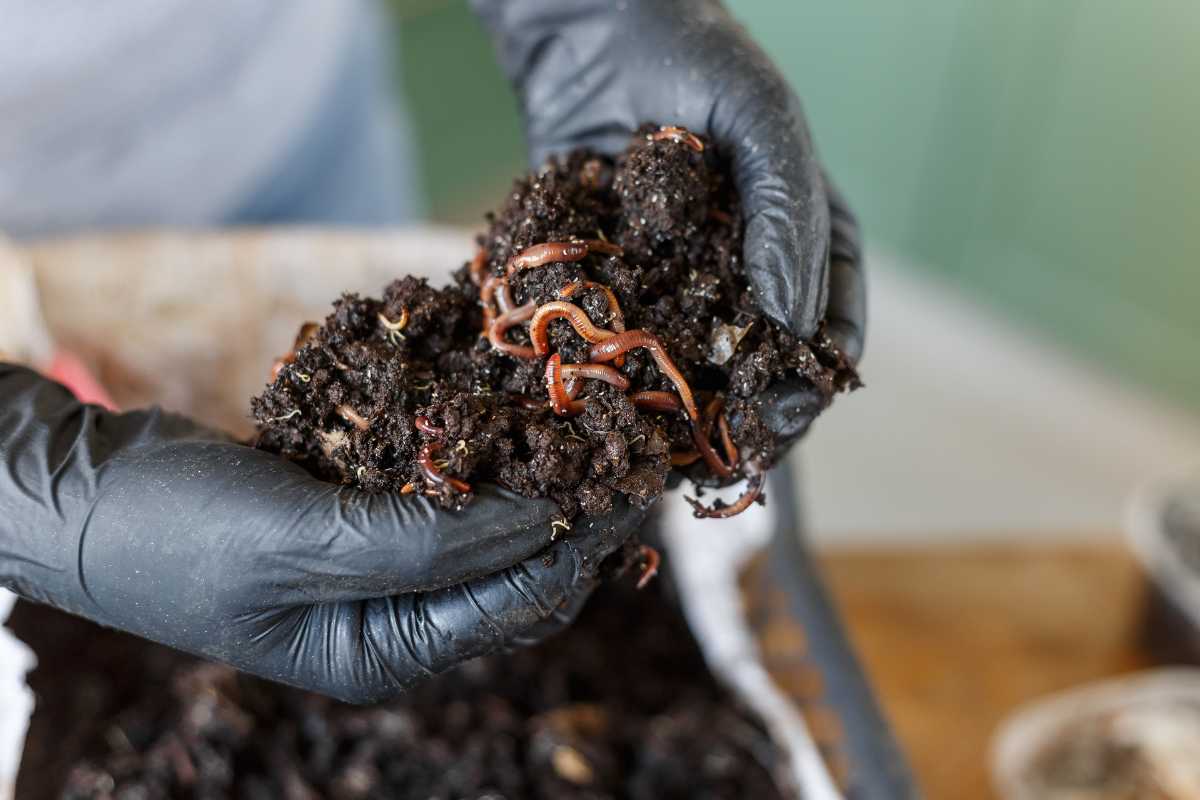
[252,125,857,519]
[13,582,789,799]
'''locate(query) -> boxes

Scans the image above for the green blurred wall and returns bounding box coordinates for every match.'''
[392,1,525,220]
[393,1,1200,410]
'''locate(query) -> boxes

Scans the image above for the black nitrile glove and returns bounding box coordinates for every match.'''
[0,365,640,703]
[471,0,865,451]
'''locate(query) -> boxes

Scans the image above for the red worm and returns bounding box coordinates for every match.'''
[336,404,370,431]
[511,394,548,411]
[670,451,702,466]
[269,321,321,381]
[480,275,516,334]
[560,362,630,391]
[269,359,290,383]
[559,281,626,333]
[468,249,487,287]
[545,354,584,416]
[703,396,740,469]
[635,544,660,590]
[588,331,699,423]
[586,239,624,257]
[529,301,615,357]
[419,442,472,494]
[414,415,445,437]
[488,302,538,359]
[650,126,705,152]
[630,391,682,412]
[718,413,739,466]
[686,473,764,519]
[691,424,735,479]
[559,281,626,365]
[481,275,515,314]
[506,239,624,277]
[703,396,724,426]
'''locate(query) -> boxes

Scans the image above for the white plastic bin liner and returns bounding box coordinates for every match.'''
[0,591,35,800]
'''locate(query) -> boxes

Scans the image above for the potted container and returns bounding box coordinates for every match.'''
[991,669,1200,799]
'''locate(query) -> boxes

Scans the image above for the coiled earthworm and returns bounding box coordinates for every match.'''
[414,415,445,437]
[560,362,630,391]
[480,275,515,333]
[649,126,705,153]
[588,331,699,423]
[488,302,537,359]
[419,442,472,493]
[529,301,616,357]
[558,281,626,333]
[548,361,628,415]
[506,239,624,277]
[686,472,763,519]
[336,404,370,432]
[635,544,660,589]
[630,391,682,412]
[545,354,584,416]
[702,396,740,473]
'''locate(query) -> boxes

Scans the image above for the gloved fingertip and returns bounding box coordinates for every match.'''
[824,257,866,364]
[825,318,864,366]
[744,378,827,447]
[743,205,829,340]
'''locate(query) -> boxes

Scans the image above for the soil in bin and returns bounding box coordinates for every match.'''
[13,581,789,800]
[251,125,857,520]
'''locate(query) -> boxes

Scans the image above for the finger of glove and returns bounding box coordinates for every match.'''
[504,498,646,646]
[320,506,638,703]
[824,175,866,364]
[81,436,569,612]
[508,579,595,648]
[264,474,574,604]
[732,377,828,453]
[702,40,829,339]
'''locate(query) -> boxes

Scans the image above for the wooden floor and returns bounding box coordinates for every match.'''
[818,543,1151,800]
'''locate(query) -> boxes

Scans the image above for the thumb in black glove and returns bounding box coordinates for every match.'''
[0,365,641,703]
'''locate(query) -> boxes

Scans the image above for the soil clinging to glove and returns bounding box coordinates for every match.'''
[252,126,857,519]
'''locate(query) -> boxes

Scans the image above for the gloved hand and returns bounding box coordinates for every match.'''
[0,365,640,703]
[471,0,865,451]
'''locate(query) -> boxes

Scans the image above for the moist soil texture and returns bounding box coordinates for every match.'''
[252,125,857,519]
[13,582,789,800]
